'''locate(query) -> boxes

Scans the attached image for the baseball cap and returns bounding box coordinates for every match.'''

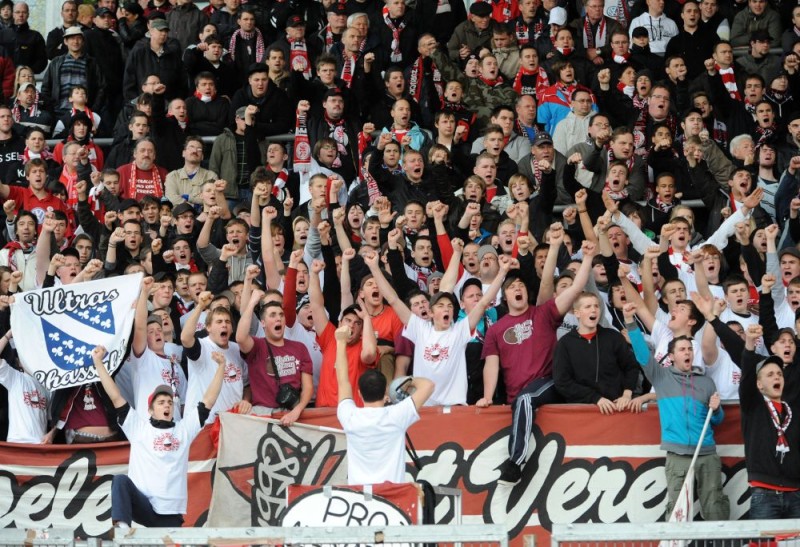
[327,2,347,15]
[287,15,306,27]
[247,62,269,77]
[477,244,498,262]
[17,82,35,93]
[548,7,566,25]
[532,131,553,146]
[95,7,113,17]
[430,291,458,309]
[150,18,169,31]
[63,26,84,39]
[146,314,162,326]
[750,29,770,42]
[117,198,141,213]
[235,105,247,119]
[460,277,483,299]
[631,26,649,38]
[172,202,196,218]
[296,293,310,314]
[148,384,174,409]
[756,355,784,375]
[779,247,800,261]
[61,247,80,260]
[323,87,344,100]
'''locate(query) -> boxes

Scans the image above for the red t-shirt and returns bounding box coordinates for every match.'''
[7,185,71,228]
[315,322,377,408]
[244,337,312,408]
[481,298,562,402]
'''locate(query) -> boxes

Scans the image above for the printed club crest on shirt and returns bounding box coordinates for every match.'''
[10,273,143,391]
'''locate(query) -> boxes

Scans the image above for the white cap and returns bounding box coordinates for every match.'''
[549,6,567,25]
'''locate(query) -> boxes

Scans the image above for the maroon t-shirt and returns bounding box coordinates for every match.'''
[244,337,312,408]
[481,298,562,402]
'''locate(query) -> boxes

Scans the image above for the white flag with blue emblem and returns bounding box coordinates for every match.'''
[10,273,143,391]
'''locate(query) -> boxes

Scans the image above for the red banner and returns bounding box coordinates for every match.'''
[0,404,747,546]
[285,484,422,525]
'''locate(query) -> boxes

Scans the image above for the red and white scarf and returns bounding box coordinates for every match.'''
[530,158,543,191]
[129,163,163,198]
[408,56,443,103]
[60,165,79,209]
[603,181,628,200]
[23,147,53,164]
[193,90,216,103]
[273,168,289,197]
[654,196,674,213]
[289,39,312,79]
[323,25,335,52]
[341,52,358,88]
[229,28,265,62]
[382,6,407,63]
[556,46,572,56]
[615,0,631,28]
[293,109,311,174]
[717,65,740,101]
[612,52,630,64]
[608,147,635,171]
[583,17,606,49]
[617,81,634,97]
[11,95,40,123]
[765,396,792,463]
[479,75,504,87]
[512,66,548,96]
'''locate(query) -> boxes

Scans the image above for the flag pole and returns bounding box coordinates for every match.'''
[689,407,715,470]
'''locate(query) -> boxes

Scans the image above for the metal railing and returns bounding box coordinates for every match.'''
[8,524,509,547]
[551,520,800,547]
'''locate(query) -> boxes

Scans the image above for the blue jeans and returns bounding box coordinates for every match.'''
[111,475,184,527]
[748,487,800,519]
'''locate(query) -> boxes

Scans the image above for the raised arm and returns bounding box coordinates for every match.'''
[181,291,213,349]
[537,223,563,305]
[132,277,154,357]
[335,325,354,402]
[202,351,228,409]
[554,240,598,315]
[364,250,411,325]
[339,248,355,311]
[692,292,720,366]
[467,255,510,331]
[91,346,126,408]
[355,301,377,364]
[259,206,284,290]
[236,289,264,355]
[331,208,353,253]
[35,215,56,287]
[309,258,330,337]
[440,237,464,294]
[640,245,663,315]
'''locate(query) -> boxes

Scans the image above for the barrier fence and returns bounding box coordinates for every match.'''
[0,524,510,547]
[550,520,800,547]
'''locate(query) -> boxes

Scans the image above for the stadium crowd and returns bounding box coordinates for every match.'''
[0,0,796,523]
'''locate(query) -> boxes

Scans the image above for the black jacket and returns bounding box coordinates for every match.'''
[83,27,125,93]
[123,45,188,101]
[182,46,241,99]
[39,53,106,112]
[229,82,293,139]
[553,327,640,404]
[4,24,47,73]
[740,348,800,489]
[186,95,232,137]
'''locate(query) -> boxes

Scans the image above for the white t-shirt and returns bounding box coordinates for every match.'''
[121,404,203,515]
[719,308,765,354]
[0,360,48,443]
[180,311,208,333]
[129,347,188,422]
[184,337,247,424]
[704,347,741,401]
[403,315,472,406]
[337,397,419,485]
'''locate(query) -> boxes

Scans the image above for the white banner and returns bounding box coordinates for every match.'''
[207,412,348,527]
[10,273,143,391]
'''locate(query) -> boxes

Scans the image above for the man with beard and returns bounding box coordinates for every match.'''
[117,138,168,201]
